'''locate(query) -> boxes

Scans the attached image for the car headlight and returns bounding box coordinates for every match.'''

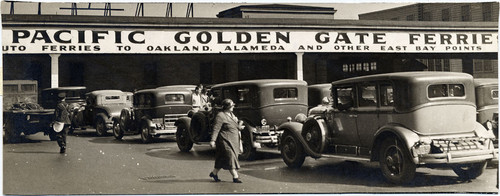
[295,113,307,123]
[261,118,267,126]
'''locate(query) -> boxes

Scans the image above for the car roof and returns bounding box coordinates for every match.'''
[331,72,473,85]
[308,83,330,88]
[87,90,125,96]
[42,86,86,91]
[156,85,197,91]
[212,79,307,88]
[135,87,192,94]
[474,78,498,87]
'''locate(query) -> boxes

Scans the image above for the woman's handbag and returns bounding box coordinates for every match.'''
[53,121,64,132]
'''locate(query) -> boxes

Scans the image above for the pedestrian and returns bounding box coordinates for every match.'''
[53,92,71,153]
[200,87,210,110]
[209,99,244,183]
[192,87,202,112]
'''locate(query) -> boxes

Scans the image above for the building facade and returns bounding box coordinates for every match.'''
[2,3,498,95]
[359,2,499,78]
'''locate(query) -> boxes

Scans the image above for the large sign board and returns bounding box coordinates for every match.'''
[2,29,498,54]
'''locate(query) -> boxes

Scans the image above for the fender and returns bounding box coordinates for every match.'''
[475,121,496,139]
[278,121,322,158]
[175,117,193,142]
[372,123,420,164]
[141,116,153,128]
[95,113,109,124]
[242,121,256,148]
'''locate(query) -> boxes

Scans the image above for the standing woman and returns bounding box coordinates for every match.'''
[209,99,244,183]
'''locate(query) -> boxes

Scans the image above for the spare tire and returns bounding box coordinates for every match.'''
[120,108,133,131]
[301,119,328,154]
[190,112,209,142]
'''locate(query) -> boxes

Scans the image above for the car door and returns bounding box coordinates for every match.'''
[330,85,361,147]
[355,82,380,151]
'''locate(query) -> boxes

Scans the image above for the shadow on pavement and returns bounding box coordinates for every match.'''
[88,135,176,144]
[146,147,215,161]
[240,160,468,188]
[6,150,61,154]
[4,136,46,144]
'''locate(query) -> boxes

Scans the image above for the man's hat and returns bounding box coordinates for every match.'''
[57,92,66,99]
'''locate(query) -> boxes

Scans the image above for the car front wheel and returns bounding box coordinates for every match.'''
[451,161,487,180]
[112,120,124,140]
[95,117,107,136]
[141,123,153,143]
[281,132,305,168]
[379,137,416,184]
[239,128,256,161]
[176,123,193,152]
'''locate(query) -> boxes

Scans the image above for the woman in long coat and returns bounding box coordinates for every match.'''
[209,99,244,183]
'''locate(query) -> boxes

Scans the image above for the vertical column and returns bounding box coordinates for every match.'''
[50,54,61,88]
[296,52,304,80]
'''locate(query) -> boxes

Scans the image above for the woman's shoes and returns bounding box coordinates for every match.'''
[209,172,221,182]
[233,178,242,183]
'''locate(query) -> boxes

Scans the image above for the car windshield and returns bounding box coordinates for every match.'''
[165,94,185,103]
[428,84,465,98]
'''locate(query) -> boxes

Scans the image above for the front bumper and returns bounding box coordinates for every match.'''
[412,137,495,164]
[253,125,283,145]
[150,127,177,135]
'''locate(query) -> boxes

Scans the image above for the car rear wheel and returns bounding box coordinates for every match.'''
[379,137,416,184]
[176,123,193,152]
[4,121,20,143]
[141,123,153,143]
[281,132,305,168]
[451,161,487,180]
[95,117,107,136]
[112,120,124,140]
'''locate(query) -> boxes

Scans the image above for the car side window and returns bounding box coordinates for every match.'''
[358,84,377,107]
[335,86,355,111]
[380,84,394,106]
[235,88,251,107]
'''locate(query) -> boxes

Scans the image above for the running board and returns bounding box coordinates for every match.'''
[320,154,371,162]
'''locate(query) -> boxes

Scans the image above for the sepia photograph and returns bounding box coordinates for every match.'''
[1,0,498,194]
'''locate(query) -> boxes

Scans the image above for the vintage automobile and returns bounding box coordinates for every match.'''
[474,78,498,142]
[175,79,308,160]
[3,103,56,143]
[72,90,132,136]
[278,72,496,184]
[307,83,331,108]
[114,87,193,143]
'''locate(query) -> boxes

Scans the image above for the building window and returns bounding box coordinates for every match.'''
[427,59,451,71]
[406,14,414,21]
[390,17,399,20]
[461,5,471,21]
[342,61,377,73]
[482,3,492,21]
[422,12,432,21]
[442,8,450,21]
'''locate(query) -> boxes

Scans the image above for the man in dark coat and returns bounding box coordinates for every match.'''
[54,92,71,153]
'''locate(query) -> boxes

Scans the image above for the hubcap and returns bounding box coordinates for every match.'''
[385,146,402,175]
[305,133,312,141]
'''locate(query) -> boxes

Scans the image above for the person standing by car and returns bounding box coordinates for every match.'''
[209,99,244,183]
[54,92,71,153]
[200,87,210,110]
[192,87,202,112]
